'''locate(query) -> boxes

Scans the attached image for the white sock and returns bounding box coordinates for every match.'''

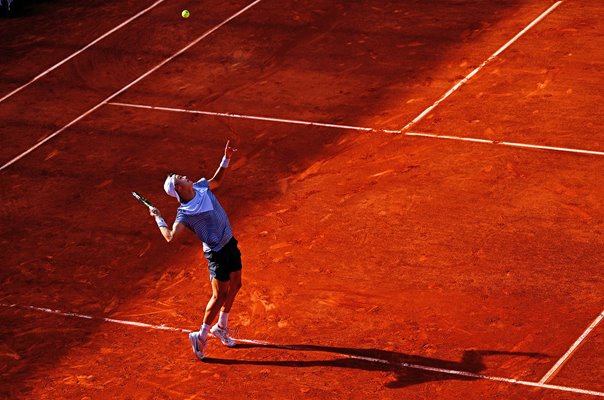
[218,312,229,329]
[200,323,210,340]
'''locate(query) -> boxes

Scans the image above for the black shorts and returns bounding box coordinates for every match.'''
[203,237,242,282]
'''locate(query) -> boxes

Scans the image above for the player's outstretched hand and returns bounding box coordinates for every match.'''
[225,140,238,158]
[149,207,160,217]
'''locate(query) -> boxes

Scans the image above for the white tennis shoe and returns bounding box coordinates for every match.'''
[189,331,207,360]
[210,324,236,347]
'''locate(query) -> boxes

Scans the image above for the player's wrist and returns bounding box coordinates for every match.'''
[220,156,230,168]
[155,215,168,228]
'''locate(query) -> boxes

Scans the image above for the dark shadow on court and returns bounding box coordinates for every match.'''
[205,343,548,389]
[0,0,543,397]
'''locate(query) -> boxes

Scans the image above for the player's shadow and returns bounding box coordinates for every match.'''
[205,343,547,389]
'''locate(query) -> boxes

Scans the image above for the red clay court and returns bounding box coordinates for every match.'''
[1,0,603,398]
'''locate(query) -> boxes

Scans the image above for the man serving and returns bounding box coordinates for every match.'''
[150,141,241,360]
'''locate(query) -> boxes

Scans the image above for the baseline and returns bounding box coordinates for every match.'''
[107,102,604,157]
[0,0,167,104]
[2,302,603,398]
[0,0,264,172]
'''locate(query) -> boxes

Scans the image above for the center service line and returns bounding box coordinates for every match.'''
[0,0,264,172]
[2,302,604,397]
[399,1,564,133]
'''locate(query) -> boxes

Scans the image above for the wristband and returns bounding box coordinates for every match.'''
[155,216,168,228]
[220,156,230,168]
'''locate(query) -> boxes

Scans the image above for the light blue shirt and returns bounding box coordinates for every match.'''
[175,178,233,252]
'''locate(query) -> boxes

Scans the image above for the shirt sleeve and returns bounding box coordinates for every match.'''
[195,178,210,189]
[174,210,187,225]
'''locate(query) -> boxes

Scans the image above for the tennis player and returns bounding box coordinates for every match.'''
[149,141,241,360]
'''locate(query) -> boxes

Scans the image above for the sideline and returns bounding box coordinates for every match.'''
[399,1,564,132]
[539,309,604,384]
[0,0,264,172]
[0,0,168,104]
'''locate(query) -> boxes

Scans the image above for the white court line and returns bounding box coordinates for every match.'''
[1,303,190,333]
[405,131,604,156]
[0,0,167,104]
[539,308,604,384]
[2,302,604,397]
[400,1,564,132]
[0,0,264,172]
[108,101,388,133]
[108,102,604,156]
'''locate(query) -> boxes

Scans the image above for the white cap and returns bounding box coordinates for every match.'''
[163,175,181,202]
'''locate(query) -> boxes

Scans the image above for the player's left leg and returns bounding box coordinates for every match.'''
[211,237,243,346]
[190,277,229,360]
[222,270,242,314]
[217,237,243,328]
[211,270,241,347]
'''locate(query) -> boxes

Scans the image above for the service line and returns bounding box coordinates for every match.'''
[0,0,168,104]
[0,0,264,172]
[107,102,604,157]
[108,102,388,133]
[399,1,564,133]
[539,308,604,384]
[404,131,604,156]
[2,302,603,397]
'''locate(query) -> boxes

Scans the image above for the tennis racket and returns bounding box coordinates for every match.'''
[132,191,155,209]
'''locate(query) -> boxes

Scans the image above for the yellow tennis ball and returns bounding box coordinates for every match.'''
[181,9,190,18]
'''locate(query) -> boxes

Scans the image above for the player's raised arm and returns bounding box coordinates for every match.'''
[149,207,185,242]
[209,140,237,191]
